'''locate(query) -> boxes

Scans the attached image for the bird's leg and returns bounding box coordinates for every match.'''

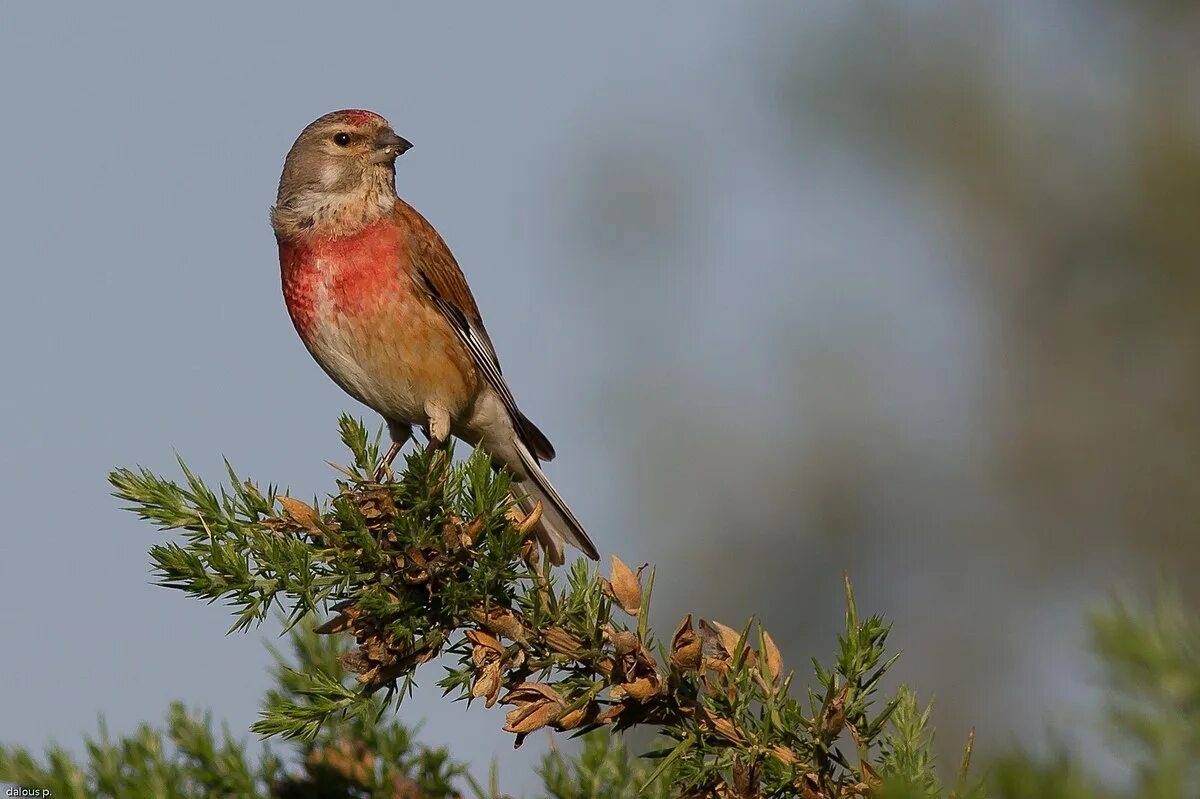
[423,402,451,456]
[382,441,401,464]
[374,421,412,482]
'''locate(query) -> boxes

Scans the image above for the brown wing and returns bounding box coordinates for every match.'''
[394,200,556,461]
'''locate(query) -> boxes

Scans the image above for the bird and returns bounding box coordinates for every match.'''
[271,109,598,565]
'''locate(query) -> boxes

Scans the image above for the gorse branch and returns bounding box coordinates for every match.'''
[0,622,472,799]
[107,416,971,798]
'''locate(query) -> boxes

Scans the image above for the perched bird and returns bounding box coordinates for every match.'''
[271,109,598,564]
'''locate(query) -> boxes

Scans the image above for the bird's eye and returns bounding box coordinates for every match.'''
[333,132,351,147]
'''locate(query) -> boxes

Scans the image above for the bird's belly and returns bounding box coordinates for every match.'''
[300,302,477,425]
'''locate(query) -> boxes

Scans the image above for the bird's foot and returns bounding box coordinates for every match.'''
[373,441,403,482]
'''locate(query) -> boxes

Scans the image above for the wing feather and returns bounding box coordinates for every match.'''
[396,200,556,461]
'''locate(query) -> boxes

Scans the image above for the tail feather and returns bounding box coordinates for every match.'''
[515,410,555,462]
[512,439,599,564]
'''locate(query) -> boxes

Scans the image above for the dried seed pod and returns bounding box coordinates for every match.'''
[606,626,640,656]
[671,614,702,671]
[820,685,850,739]
[471,660,502,708]
[470,608,527,642]
[338,651,372,675]
[462,515,487,545]
[500,682,564,705]
[276,496,322,532]
[695,707,745,743]
[314,605,362,635]
[501,682,567,736]
[762,629,783,682]
[515,500,543,535]
[542,626,584,656]
[771,744,801,766]
[607,556,642,616]
[612,675,661,702]
[465,628,504,655]
[441,518,463,550]
[596,700,631,724]
[504,699,561,735]
[700,619,742,660]
[553,700,598,731]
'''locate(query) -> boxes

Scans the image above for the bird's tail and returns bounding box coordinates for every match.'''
[511,439,599,565]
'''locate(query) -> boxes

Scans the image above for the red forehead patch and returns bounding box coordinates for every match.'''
[333,109,385,126]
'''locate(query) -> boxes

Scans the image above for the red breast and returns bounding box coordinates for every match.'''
[279,218,408,341]
[277,213,479,420]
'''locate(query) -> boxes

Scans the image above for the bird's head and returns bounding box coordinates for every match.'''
[272,110,412,238]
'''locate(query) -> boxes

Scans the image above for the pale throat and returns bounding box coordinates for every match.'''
[272,168,396,240]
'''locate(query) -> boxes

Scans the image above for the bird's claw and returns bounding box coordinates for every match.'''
[374,441,403,482]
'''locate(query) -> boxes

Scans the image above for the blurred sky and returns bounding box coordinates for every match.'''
[2,2,1197,795]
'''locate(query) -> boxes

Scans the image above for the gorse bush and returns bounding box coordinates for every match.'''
[988,588,1200,799]
[101,416,963,797]
[0,417,1194,798]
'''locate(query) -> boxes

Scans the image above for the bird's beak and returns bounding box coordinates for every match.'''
[371,128,413,162]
